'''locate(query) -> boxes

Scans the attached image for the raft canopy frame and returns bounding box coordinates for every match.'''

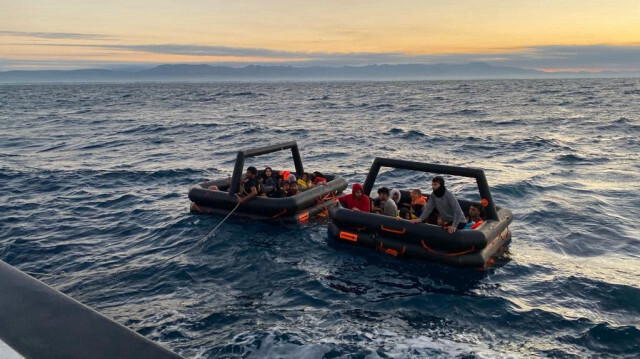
[362,157,499,221]
[228,141,304,196]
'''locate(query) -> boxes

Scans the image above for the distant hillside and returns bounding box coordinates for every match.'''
[1,63,639,82]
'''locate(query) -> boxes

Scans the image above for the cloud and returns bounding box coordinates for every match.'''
[99,43,640,70]
[0,30,113,40]
[2,41,640,71]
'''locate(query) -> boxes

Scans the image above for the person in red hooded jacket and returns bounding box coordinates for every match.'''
[334,183,371,212]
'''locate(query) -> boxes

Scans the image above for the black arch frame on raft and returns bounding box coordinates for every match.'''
[362,157,499,221]
[228,141,304,196]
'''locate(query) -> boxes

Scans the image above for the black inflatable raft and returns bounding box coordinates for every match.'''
[189,141,347,222]
[328,158,513,268]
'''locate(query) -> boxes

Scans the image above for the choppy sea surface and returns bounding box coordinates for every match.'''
[1,79,639,358]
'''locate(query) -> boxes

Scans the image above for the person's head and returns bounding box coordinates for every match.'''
[436,215,446,226]
[313,171,324,178]
[288,174,297,184]
[352,183,364,199]
[302,172,309,181]
[290,182,299,193]
[264,167,272,177]
[399,208,411,220]
[432,176,445,191]
[469,203,483,220]
[390,189,401,204]
[282,181,290,191]
[377,187,390,201]
[246,166,258,179]
[410,189,422,200]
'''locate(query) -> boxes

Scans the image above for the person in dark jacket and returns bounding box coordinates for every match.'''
[237,166,259,204]
[258,167,279,197]
[410,176,466,233]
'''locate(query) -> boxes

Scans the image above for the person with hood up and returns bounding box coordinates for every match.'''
[334,183,371,212]
[410,176,466,233]
[389,189,401,205]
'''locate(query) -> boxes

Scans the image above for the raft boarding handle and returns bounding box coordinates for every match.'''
[380,225,406,234]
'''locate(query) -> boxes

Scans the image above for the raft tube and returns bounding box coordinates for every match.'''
[189,141,347,222]
[328,158,513,268]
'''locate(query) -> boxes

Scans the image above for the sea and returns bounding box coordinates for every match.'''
[0,79,639,358]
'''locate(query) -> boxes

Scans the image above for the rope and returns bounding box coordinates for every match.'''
[196,196,241,243]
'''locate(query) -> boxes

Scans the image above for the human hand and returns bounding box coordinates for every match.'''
[410,219,420,224]
[446,226,457,234]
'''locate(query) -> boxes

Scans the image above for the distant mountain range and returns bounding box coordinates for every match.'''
[1,62,639,82]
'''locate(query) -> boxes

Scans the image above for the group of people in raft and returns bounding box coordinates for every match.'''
[222,166,328,203]
[230,166,485,233]
[333,177,485,234]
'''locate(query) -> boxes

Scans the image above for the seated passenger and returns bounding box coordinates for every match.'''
[278,170,291,186]
[297,172,313,191]
[311,171,328,186]
[389,188,411,210]
[287,180,300,197]
[410,189,427,217]
[373,187,398,217]
[279,181,291,197]
[334,183,370,212]
[468,203,485,222]
[237,166,259,204]
[464,203,485,229]
[410,176,467,233]
[399,207,412,220]
[259,167,279,196]
[390,189,401,205]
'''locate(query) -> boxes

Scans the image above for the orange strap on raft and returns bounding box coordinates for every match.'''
[298,212,309,222]
[421,240,475,256]
[380,225,406,234]
[271,208,287,219]
[192,202,201,213]
[377,242,406,257]
[339,231,358,242]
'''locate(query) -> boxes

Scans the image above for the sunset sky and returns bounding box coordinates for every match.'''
[1,0,639,71]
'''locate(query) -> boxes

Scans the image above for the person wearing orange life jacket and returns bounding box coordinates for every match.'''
[409,188,427,217]
[464,203,485,229]
[334,183,371,212]
[278,170,291,186]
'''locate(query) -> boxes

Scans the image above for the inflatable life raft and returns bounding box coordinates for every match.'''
[189,141,347,223]
[328,158,513,268]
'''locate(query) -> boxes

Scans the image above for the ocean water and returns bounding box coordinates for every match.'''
[1,79,639,358]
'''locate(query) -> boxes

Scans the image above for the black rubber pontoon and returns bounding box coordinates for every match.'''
[189,141,347,222]
[328,158,513,268]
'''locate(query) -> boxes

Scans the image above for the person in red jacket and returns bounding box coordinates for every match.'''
[334,183,371,212]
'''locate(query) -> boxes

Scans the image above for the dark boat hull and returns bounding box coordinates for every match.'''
[189,174,347,221]
[327,204,512,268]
